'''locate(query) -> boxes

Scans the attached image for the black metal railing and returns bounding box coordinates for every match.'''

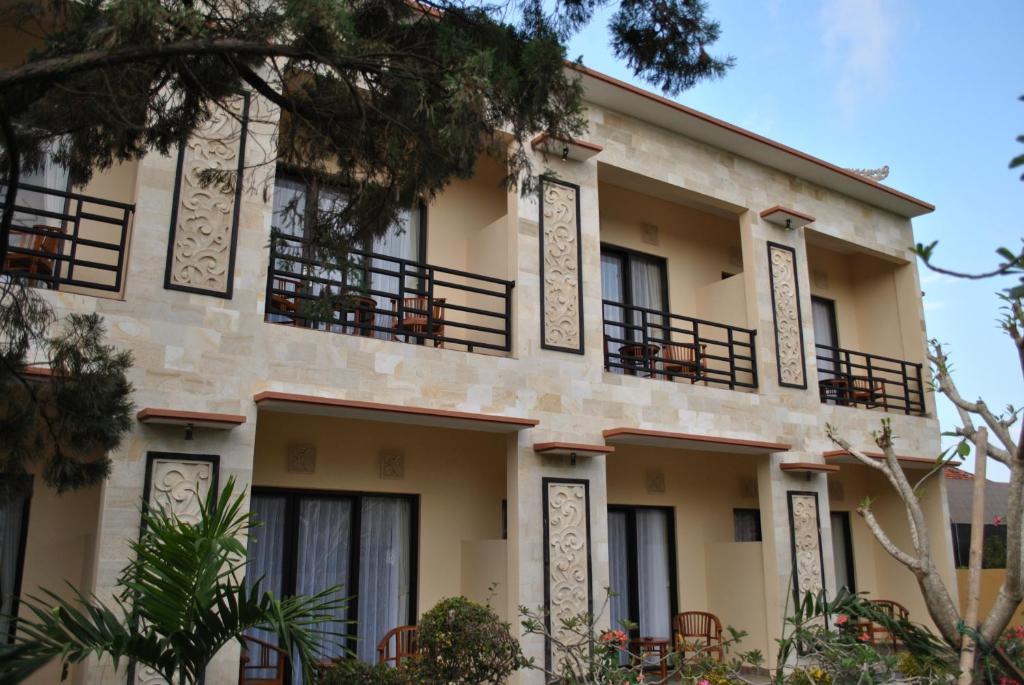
[602,300,758,390]
[0,182,134,292]
[815,344,925,415]
[266,232,514,353]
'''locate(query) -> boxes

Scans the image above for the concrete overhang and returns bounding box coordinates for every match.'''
[253,391,539,434]
[603,427,791,455]
[534,442,615,458]
[823,449,959,470]
[137,408,246,429]
[574,65,934,219]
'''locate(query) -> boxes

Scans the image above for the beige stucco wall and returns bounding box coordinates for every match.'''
[0,70,950,683]
[606,445,771,657]
[957,569,1024,630]
[18,471,102,685]
[251,411,508,617]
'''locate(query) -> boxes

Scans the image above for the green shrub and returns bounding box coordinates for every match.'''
[413,596,525,684]
[314,658,408,685]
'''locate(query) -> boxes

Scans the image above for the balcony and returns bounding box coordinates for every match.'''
[815,344,925,415]
[603,301,758,389]
[266,233,514,353]
[0,182,134,293]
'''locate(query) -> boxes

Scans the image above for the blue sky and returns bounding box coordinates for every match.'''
[566,0,1023,480]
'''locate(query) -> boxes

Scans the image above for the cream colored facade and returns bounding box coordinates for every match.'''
[2,50,958,684]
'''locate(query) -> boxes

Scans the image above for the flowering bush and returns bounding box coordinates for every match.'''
[413,596,525,684]
[979,624,1024,685]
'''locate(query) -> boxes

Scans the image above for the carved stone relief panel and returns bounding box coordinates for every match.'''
[768,242,807,388]
[788,492,824,599]
[165,94,250,297]
[540,179,584,354]
[146,456,217,525]
[544,479,591,670]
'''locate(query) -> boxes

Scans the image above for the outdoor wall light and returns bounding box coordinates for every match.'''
[759,205,816,231]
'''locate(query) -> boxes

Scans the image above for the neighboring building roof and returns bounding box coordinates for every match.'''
[946,475,1010,524]
[573,65,935,219]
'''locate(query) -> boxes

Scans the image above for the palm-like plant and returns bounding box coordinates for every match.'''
[0,477,347,683]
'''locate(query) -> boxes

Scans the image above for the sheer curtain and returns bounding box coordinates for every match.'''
[830,513,854,593]
[370,210,422,339]
[812,298,838,380]
[629,256,665,344]
[636,510,671,642]
[14,148,70,231]
[268,179,308,323]
[244,496,288,679]
[357,497,412,663]
[293,498,353,680]
[608,511,631,665]
[0,494,26,641]
[601,253,626,366]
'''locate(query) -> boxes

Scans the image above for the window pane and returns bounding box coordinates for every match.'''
[733,509,762,542]
[636,509,672,641]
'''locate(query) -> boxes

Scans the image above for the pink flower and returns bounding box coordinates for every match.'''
[1014,625,1024,639]
[858,632,871,643]
[600,629,628,647]
[999,676,1020,685]
[835,614,849,626]
[994,515,1005,526]
[698,680,711,685]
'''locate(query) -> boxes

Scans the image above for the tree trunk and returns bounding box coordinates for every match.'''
[958,429,988,685]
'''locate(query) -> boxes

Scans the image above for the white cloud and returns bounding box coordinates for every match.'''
[819,0,898,119]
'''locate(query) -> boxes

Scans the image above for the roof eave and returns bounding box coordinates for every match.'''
[573,65,934,219]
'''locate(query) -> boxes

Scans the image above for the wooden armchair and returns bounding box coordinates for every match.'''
[268,275,304,326]
[3,224,65,288]
[859,599,909,648]
[239,635,288,685]
[377,625,419,667]
[662,343,707,384]
[672,611,723,662]
[391,296,445,347]
[849,376,887,410]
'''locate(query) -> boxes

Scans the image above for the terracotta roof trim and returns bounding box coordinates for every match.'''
[823,449,958,467]
[602,427,791,452]
[780,462,841,474]
[572,64,934,214]
[253,391,540,428]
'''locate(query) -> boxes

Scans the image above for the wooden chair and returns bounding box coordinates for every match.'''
[239,635,288,685]
[662,343,707,384]
[391,296,445,347]
[859,599,909,648]
[3,224,65,288]
[377,625,419,667]
[849,376,887,410]
[269,275,304,326]
[672,611,723,662]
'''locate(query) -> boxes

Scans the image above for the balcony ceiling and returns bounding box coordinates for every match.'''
[603,427,791,455]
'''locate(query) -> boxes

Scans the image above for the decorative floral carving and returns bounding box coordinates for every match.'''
[148,458,214,525]
[167,96,247,294]
[541,181,582,351]
[546,482,590,664]
[135,665,166,685]
[790,493,824,596]
[769,244,806,387]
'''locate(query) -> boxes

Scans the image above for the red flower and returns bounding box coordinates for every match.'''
[600,629,628,647]
[858,632,871,643]
[994,515,1005,526]
[835,614,849,626]
[998,676,1019,685]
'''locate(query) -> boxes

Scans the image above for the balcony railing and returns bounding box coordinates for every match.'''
[602,300,758,390]
[815,344,925,415]
[0,182,134,292]
[266,232,514,353]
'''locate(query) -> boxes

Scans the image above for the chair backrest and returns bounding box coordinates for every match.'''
[871,599,909,621]
[851,376,885,392]
[239,635,288,685]
[402,296,445,320]
[663,343,696,364]
[673,611,722,640]
[377,625,419,667]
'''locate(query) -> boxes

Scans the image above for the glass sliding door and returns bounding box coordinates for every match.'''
[600,246,669,371]
[607,506,677,653]
[812,296,839,380]
[245,490,416,682]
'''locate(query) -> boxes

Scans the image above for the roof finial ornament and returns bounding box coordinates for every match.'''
[845,165,890,182]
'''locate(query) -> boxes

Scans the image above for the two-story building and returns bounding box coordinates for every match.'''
[1,43,956,684]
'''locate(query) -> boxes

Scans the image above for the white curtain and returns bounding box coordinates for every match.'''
[357,497,412,663]
[608,511,631,665]
[370,209,422,339]
[244,496,288,679]
[0,494,26,641]
[293,498,353,680]
[13,149,69,233]
[629,256,665,343]
[601,253,626,365]
[268,179,308,323]
[830,513,853,593]
[636,510,671,641]
[812,298,838,379]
